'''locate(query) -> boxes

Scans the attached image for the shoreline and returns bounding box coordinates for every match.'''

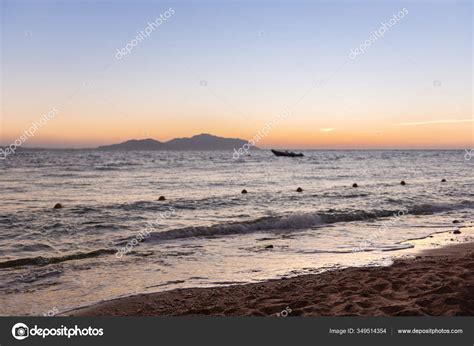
[68,236,474,317]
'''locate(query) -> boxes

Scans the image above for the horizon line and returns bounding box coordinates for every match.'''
[5,146,472,151]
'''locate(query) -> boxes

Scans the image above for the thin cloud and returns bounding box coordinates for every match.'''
[320,128,336,132]
[396,119,473,126]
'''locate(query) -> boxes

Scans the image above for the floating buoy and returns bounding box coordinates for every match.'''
[158,196,166,201]
[241,189,248,194]
[352,183,358,188]
[53,203,63,209]
[400,181,406,186]
[453,230,461,234]
[296,187,303,192]
[441,178,446,183]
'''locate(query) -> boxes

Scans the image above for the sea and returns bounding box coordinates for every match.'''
[0,149,473,315]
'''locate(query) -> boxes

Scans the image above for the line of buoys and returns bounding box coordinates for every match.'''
[349,179,448,188]
[52,177,452,209]
[241,178,449,193]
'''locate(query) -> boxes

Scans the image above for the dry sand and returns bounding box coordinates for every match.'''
[69,241,474,317]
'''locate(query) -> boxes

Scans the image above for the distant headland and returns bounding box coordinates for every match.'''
[1,134,259,152]
[96,133,258,151]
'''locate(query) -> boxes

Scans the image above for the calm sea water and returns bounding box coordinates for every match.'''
[0,150,473,315]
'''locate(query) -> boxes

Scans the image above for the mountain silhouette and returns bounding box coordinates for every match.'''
[97,133,257,151]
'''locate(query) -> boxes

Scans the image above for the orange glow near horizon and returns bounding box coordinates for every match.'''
[1,112,472,149]
[2,83,471,149]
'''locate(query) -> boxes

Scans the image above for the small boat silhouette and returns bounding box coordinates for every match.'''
[271,149,304,157]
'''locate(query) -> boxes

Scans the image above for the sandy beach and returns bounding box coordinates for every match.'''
[69,240,474,317]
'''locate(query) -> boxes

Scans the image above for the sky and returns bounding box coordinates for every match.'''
[0,0,472,149]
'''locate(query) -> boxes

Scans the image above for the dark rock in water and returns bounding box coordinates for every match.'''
[441,178,446,182]
[352,183,358,188]
[264,245,274,249]
[53,203,63,209]
[296,187,303,192]
[158,196,166,201]
[400,181,406,186]
[453,230,461,234]
[241,189,248,194]
[452,220,460,224]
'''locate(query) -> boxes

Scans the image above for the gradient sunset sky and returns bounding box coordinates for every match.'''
[1,0,472,149]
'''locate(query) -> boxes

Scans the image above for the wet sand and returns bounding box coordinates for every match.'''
[68,240,474,317]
